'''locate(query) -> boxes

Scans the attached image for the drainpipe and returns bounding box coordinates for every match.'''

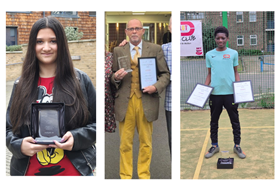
[222,11,229,47]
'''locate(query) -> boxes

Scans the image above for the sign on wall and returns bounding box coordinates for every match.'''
[180,20,204,57]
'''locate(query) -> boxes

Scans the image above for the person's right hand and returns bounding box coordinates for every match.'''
[114,68,128,81]
[119,39,128,47]
[21,137,48,156]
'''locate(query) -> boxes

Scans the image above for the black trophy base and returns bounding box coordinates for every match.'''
[217,158,234,169]
[35,136,62,145]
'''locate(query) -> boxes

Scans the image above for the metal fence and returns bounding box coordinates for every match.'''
[180,11,274,110]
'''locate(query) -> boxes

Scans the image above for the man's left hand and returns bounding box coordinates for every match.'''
[143,85,157,94]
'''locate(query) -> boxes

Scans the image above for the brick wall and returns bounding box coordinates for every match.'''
[6,11,96,45]
[228,11,264,51]
[6,12,43,45]
[204,11,265,51]
[6,40,96,88]
[6,51,23,65]
[69,40,96,88]
[6,63,23,82]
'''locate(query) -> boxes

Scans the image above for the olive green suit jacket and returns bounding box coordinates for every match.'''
[110,41,170,122]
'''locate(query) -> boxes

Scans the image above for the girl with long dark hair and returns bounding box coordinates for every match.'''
[6,16,96,176]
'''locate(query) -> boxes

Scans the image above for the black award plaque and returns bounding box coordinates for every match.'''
[31,103,65,144]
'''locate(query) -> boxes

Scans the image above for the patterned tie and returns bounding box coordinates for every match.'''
[133,46,140,65]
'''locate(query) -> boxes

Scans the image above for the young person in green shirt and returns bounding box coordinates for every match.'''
[204,26,246,159]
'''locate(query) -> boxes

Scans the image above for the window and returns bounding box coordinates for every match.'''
[180,12,186,20]
[89,11,96,17]
[6,27,17,46]
[237,35,244,46]
[51,11,79,18]
[267,12,274,29]
[250,35,257,45]
[236,12,243,23]
[267,31,274,52]
[186,12,204,20]
[249,12,257,22]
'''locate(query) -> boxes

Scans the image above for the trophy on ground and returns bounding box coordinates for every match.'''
[217,150,234,169]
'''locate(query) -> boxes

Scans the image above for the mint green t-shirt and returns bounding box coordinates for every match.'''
[206,48,238,95]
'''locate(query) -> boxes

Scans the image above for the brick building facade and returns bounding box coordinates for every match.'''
[6,11,96,87]
[6,11,96,45]
[6,40,96,87]
[180,11,274,53]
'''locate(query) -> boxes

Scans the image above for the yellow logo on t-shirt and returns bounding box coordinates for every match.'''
[37,148,64,166]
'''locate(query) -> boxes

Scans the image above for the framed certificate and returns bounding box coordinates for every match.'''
[233,80,254,103]
[138,57,157,90]
[31,103,65,144]
[186,83,214,108]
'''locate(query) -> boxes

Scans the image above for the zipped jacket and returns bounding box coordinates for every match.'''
[6,68,96,176]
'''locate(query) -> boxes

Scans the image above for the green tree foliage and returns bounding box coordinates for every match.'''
[202,20,216,56]
[64,27,83,41]
[238,49,262,56]
[6,45,22,51]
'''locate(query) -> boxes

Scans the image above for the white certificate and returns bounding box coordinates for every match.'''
[186,83,213,108]
[138,57,157,90]
[233,80,254,103]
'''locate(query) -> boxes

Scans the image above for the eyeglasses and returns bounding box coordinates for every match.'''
[126,27,143,32]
